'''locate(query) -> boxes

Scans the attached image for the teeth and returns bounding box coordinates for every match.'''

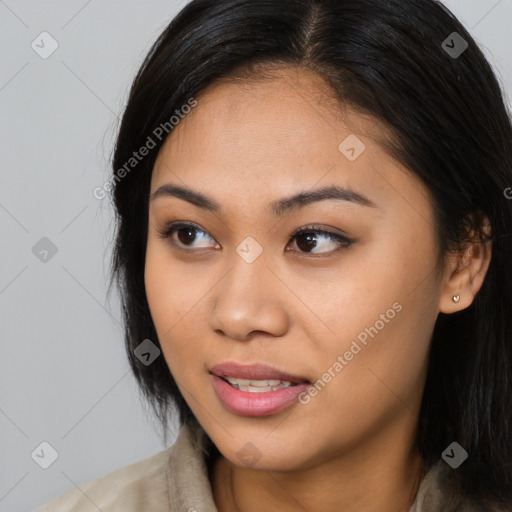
[223,376,296,392]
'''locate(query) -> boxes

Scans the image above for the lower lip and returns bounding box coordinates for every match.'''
[211,374,309,417]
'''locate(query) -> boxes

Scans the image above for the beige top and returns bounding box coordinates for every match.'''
[37,422,501,511]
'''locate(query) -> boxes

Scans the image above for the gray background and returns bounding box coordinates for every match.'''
[0,1,511,511]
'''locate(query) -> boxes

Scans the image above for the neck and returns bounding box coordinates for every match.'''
[209,419,425,512]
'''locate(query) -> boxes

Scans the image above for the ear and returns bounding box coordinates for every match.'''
[439,212,492,314]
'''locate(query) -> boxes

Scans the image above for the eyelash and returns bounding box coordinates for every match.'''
[156,222,352,256]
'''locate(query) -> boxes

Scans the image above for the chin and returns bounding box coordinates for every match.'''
[211,429,313,472]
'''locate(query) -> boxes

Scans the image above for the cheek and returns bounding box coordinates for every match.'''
[316,281,436,431]
[144,246,184,362]
[145,248,174,326]
[144,243,210,375]
[144,241,195,329]
[299,309,430,452]
[311,242,438,420]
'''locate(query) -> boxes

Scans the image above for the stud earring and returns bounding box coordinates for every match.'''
[452,295,460,303]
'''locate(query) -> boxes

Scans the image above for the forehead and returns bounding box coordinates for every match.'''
[154,68,390,168]
[150,66,421,218]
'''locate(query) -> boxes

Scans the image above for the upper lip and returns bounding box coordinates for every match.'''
[210,362,310,383]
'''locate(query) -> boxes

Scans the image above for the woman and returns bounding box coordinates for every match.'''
[39,0,512,510]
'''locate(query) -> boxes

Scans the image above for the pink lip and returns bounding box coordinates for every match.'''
[211,375,309,417]
[209,362,310,417]
[209,361,309,384]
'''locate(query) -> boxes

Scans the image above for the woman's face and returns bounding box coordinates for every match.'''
[145,66,446,471]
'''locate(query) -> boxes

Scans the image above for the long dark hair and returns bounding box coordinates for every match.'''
[108,0,512,505]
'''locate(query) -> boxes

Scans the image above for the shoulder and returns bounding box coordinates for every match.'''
[36,421,216,512]
[410,461,512,512]
[36,447,173,512]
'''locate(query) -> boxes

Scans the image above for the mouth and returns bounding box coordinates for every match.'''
[209,362,312,417]
[209,361,310,393]
[217,375,300,392]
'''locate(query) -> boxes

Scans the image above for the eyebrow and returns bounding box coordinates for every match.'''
[150,183,377,216]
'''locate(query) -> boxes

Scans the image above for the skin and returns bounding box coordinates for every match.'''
[144,66,492,512]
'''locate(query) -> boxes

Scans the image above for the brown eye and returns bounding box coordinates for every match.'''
[157,222,218,249]
[288,226,352,255]
[175,226,200,245]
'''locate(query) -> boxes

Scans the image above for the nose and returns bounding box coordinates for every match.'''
[209,253,290,341]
